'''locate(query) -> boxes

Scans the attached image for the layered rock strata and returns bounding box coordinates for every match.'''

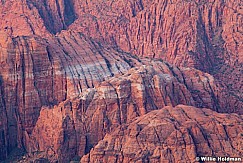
[25,64,231,162]
[0,0,242,162]
[68,0,243,67]
[69,0,243,114]
[81,105,243,163]
[2,0,242,70]
[0,30,138,160]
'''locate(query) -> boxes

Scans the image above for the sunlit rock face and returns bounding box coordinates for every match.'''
[81,105,243,163]
[23,64,240,162]
[0,31,138,160]
[68,0,242,69]
[0,0,242,162]
[69,0,243,114]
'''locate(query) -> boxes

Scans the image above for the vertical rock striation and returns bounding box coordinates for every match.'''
[81,105,243,163]
[68,0,243,113]
[25,63,231,161]
[27,0,76,33]
[0,0,242,162]
[0,75,8,160]
[0,30,137,160]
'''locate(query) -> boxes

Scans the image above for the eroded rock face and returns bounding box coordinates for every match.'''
[0,0,242,162]
[68,0,242,67]
[28,0,76,33]
[0,75,8,160]
[81,105,243,163]
[0,30,138,160]
[68,0,243,113]
[2,0,242,69]
[0,0,50,37]
[25,64,232,161]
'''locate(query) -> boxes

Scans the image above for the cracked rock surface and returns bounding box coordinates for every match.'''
[24,64,241,162]
[81,105,243,163]
[0,0,242,162]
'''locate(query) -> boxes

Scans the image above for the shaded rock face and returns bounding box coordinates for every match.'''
[28,0,76,33]
[69,0,242,66]
[81,105,243,163]
[0,30,139,160]
[0,0,242,162]
[25,64,232,161]
[68,0,243,112]
[0,75,8,160]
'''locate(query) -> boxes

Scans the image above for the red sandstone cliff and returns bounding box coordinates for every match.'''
[0,76,8,160]
[3,0,241,113]
[81,105,243,163]
[73,0,243,116]
[70,0,242,115]
[0,0,242,162]
[23,64,240,162]
[0,31,140,160]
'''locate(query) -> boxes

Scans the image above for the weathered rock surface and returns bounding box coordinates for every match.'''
[2,0,242,69]
[69,0,243,115]
[0,0,50,37]
[27,0,76,34]
[10,0,240,114]
[24,64,237,162]
[68,0,242,67]
[0,75,8,160]
[0,30,140,160]
[0,0,242,162]
[81,105,243,163]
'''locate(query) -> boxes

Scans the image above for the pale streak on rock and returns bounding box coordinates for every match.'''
[25,64,231,162]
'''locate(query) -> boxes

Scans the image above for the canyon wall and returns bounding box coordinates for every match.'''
[69,0,243,114]
[0,74,8,160]
[81,105,243,163]
[0,30,139,160]
[0,0,242,162]
[23,63,237,161]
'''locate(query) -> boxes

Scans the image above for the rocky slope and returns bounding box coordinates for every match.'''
[1,0,242,69]
[0,77,8,160]
[0,30,141,161]
[0,0,242,162]
[81,105,243,163]
[22,63,237,162]
[78,0,242,62]
[18,0,242,113]
[71,0,242,114]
